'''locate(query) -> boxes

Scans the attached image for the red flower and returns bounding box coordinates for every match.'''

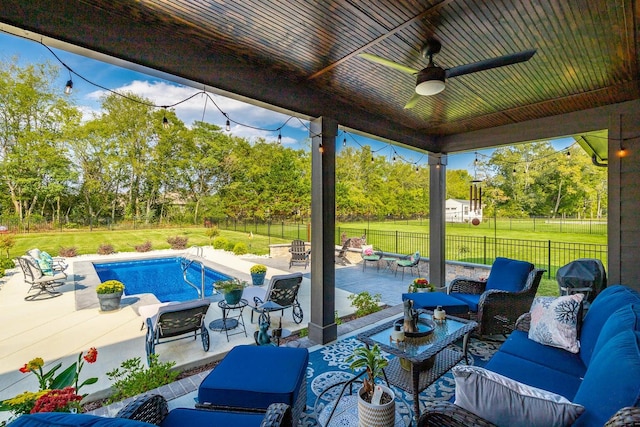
[83,347,98,364]
[19,364,30,373]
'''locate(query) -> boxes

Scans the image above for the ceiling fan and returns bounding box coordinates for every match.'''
[359,38,536,109]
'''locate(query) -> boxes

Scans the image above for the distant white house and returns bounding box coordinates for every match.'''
[445,198,483,223]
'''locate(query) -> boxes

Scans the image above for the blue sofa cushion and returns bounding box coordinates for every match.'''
[451,293,480,312]
[499,330,587,378]
[573,330,640,427]
[579,285,640,365]
[8,413,154,426]
[590,303,640,362]
[401,292,469,314]
[485,350,582,400]
[160,408,264,427]
[485,257,534,292]
[198,345,308,411]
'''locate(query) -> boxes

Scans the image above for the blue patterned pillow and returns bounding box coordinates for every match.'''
[528,294,585,353]
[37,252,54,276]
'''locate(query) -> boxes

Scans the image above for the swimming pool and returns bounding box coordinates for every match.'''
[93,257,232,302]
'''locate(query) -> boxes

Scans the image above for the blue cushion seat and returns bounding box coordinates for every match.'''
[449,293,480,312]
[484,257,534,292]
[402,292,469,314]
[160,408,264,427]
[198,345,308,412]
[8,413,154,426]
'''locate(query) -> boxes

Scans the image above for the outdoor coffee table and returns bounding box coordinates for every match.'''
[356,312,477,420]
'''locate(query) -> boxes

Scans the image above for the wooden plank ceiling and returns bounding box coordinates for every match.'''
[0,0,637,153]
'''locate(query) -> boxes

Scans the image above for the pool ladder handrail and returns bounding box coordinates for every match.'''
[181,246,206,299]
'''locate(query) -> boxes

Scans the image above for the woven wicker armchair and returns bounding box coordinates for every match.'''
[416,401,640,426]
[449,266,545,336]
[116,394,292,426]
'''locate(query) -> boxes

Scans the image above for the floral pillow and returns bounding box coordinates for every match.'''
[528,294,584,353]
[362,245,374,256]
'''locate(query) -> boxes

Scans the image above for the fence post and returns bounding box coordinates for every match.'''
[395,230,398,254]
[548,240,552,279]
[281,221,284,239]
[483,236,487,265]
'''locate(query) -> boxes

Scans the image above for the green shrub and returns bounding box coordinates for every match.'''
[0,234,15,259]
[134,241,153,252]
[0,258,15,269]
[97,244,115,255]
[0,267,5,277]
[233,242,247,255]
[58,246,78,257]
[205,226,220,243]
[212,237,228,249]
[348,291,382,317]
[224,241,235,252]
[106,354,178,404]
[298,328,308,338]
[335,310,343,325]
[167,235,188,250]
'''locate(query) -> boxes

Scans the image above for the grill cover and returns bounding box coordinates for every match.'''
[556,258,607,302]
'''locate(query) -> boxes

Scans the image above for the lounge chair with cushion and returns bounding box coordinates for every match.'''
[17,256,66,301]
[394,251,420,279]
[250,272,304,324]
[8,394,292,427]
[288,239,310,269]
[448,257,545,336]
[145,299,211,364]
[26,248,68,276]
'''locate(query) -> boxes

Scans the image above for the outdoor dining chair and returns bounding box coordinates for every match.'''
[395,251,420,280]
[251,272,304,324]
[361,244,381,271]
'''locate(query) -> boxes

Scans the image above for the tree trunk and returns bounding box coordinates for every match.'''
[553,179,563,217]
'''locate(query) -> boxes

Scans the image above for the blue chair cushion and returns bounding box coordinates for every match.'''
[484,351,582,400]
[451,293,480,312]
[485,257,534,292]
[402,292,469,314]
[160,408,264,427]
[579,285,640,366]
[590,303,640,362]
[8,413,154,426]
[198,345,308,411]
[498,330,587,378]
[573,330,640,427]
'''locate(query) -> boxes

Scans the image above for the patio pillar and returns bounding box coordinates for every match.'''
[308,116,338,344]
[429,154,447,288]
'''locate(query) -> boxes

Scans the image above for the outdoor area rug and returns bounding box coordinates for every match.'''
[300,336,501,426]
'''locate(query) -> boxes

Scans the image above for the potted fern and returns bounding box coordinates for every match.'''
[250,264,267,286]
[96,280,125,311]
[214,278,247,305]
[346,344,395,427]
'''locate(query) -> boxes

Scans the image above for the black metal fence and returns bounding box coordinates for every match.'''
[337,227,607,279]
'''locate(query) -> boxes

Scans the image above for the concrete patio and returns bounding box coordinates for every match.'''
[0,246,416,423]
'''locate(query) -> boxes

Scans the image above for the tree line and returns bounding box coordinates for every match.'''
[0,60,607,228]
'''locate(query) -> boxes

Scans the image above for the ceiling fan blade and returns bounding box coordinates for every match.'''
[445,49,536,79]
[404,92,422,109]
[358,53,419,75]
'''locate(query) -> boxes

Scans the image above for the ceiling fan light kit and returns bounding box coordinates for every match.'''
[415,67,446,95]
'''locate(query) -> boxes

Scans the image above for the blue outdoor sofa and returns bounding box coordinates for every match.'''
[418,284,640,426]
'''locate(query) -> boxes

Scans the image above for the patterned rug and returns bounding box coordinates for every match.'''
[300,336,501,426]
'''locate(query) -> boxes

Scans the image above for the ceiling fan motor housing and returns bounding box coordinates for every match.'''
[416,66,446,95]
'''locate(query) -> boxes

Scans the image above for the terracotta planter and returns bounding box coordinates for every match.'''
[357,384,395,427]
[97,291,123,311]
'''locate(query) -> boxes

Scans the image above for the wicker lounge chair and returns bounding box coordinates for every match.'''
[288,239,310,269]
[145,299,211,364]
[17,256,65,301]
[9,394,293,427]
[448,257,545,336]
[251,272,304,324]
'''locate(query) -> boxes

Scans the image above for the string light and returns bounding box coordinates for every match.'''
[64,79,73,95]
[618,147,627,157]
[162,115,169,129]
[343,137,347,147]
[225,119,231,132]
[277,131,282,144]
[318,142,324,154]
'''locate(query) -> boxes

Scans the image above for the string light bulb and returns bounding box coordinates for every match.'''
[371,156,374,163]
[343,137,346,147]
[415,165,419,173]
[225,119,231,132]
[512,167,517,175]
[566,150,571,158]
[162,115,169,129]
[318,143,324,154]
[618,146,628,157]
[277,131,282,144]
[64,79,73,95]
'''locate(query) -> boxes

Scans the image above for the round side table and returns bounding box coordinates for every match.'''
[209,298,248,341]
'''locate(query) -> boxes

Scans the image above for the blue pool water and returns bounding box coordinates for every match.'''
[94,257,232,302]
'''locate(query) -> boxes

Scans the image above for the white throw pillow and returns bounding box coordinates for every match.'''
[528,294,584,353]
[453,365,584,427]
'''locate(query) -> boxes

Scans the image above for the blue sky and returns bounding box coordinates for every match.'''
[0,31,574,172]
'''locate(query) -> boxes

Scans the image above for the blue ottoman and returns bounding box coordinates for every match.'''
[198,345,308,422]
[402,292,470,315]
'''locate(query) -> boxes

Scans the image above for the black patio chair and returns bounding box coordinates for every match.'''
[145,299,211,364]
[17,256,65,301]
[251,272,304,324]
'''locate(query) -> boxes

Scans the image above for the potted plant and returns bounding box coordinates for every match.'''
[345,344,395,427]
[408,277,434,293]
[214,278,247,305]
[249,264,267,286]
[96,280,125,312]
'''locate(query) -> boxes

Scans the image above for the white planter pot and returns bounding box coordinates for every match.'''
[357,384,395,427]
